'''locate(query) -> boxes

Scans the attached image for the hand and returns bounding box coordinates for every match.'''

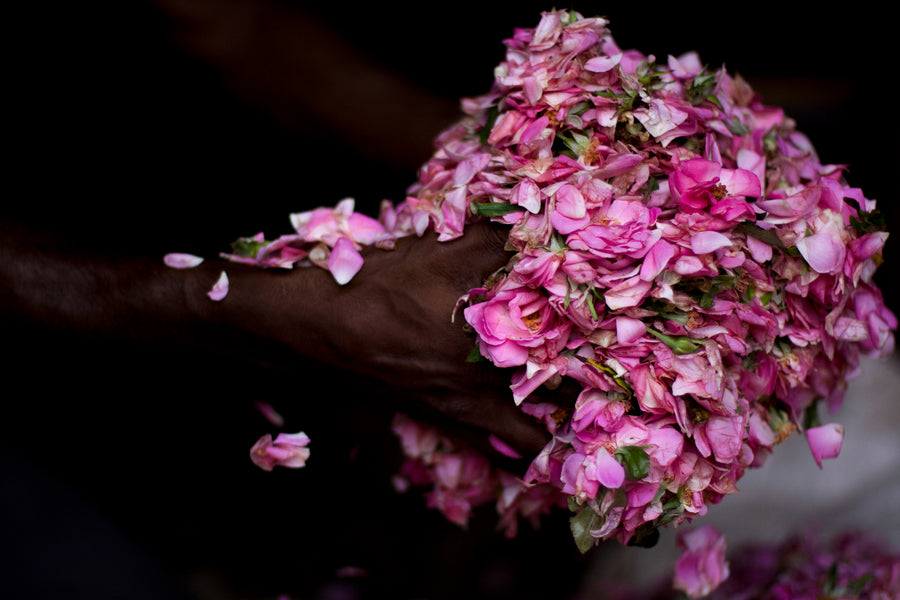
[217,221,553,463]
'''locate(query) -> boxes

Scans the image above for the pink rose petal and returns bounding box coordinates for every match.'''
[488,434,522,459]
[806,423,844,469]
[207,271,229,301]
[328,237,364,285]
[163,253,204,269]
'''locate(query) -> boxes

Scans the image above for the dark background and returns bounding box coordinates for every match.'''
[3,2,896,599]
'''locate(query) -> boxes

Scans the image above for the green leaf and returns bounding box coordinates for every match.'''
[736,222,783,248]
[470,201,524,217]
[615,446,651,480]
[850,207,886,234]
[569,506,602,554]
[685,71,718,106]
[835,573,875,597]
[479,105,499,145]
[736,221,802,256]
[465,345,485,363]
[647,328,703,354]
[626,523,660,548]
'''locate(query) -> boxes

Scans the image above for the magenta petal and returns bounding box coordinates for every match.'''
[594,448,625,489]
[328,237,364,285]
[806,423,844,469]
[207,271,229,301]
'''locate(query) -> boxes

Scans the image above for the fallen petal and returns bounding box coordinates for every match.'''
[163,253,204,269]
[328,237,365,285]
[806,423,844,469]
[207,271,229,301]
[488,434,522,459]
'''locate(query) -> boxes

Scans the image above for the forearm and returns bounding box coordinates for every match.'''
[0,219,399,373]
[1,222,210,345]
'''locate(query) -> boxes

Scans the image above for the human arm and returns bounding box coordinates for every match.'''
[0,219,550,461]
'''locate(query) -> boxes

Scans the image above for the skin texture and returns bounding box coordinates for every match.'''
[0,218,552,462]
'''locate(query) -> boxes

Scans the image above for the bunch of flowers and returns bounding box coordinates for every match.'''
[166,8,895,595]
[382,9,895,553]
[694,528,900,600]
[631,527,900,599]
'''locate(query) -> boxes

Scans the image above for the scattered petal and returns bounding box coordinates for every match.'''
[328,237,364,285]
[207,271,229,301]
[488,434,522,459]
[250,431,311,471]
[806,423,844,469]
[163,253,204,269]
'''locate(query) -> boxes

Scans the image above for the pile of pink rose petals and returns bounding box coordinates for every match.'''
[167,9,896,597]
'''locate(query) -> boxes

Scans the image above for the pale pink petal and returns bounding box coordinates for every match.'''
[639,239,676,281]
[554,184,586,219]
[674,526,730,598]
[616,315,646,344]
[718,167,762,198]
[806,423,844,469]
[796,225,846,275]
[667,51,703,78]
[584,53,622,72]
[691,231,732,255]
[510,179,542,213]
[163,253,204,269]
[745,235,773,263]
[250,431,311,471]
[207,271,229,301]
[328,237,364,285]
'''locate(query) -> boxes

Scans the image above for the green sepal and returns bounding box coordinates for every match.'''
[615,445,651,481]
[470,201,524,217]
[850,208,886,234]
[831,573,875,598]
[685,71,719,107]
[479,105,500,145]
[465,344,486,364]
[647,328,703,354]
[626,523,660,548]
[230,236,267,259]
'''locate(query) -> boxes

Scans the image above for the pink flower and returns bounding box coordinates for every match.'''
[673,525,730,598]
[669,158,761,214]
[250,432,311,471]
[567,199,662,260]
[806,423,844,469]
[560,446,625,501]
[464,283,570,368]
[549,183,590,234]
